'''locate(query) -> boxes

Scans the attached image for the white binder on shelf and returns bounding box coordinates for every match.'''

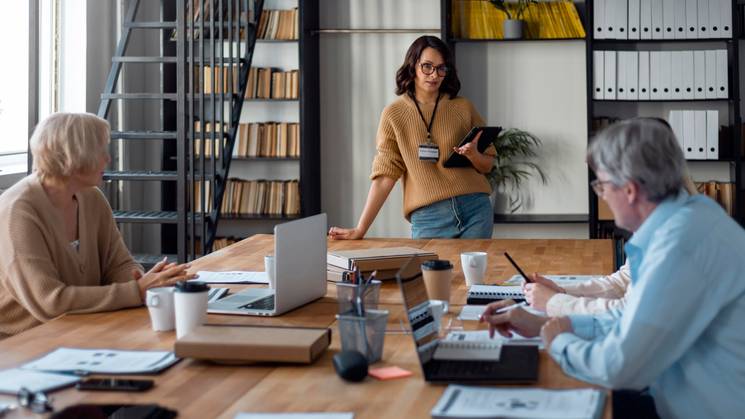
[604,0,617,38]
[639,51,651,100]
[663,0,676,39]
[682,50,694,100]
[629,0,641,39]
[698,0,710,39]
[694,111,707,159]
[721,0,732,38]
[706,110,719,160]
[604,50,617,100]
[668,110,685,150]
[594,0,606,39]
[671,51,684,100]
[651,0,664,39]
[594,51,605,100]
[660,51,672,99]
[616,0,629,39]
[716,49,728,99]
[694,50,707,99]
[617,51,628,100]
[685,0,698,39]
[708,0,722,38]
[674,0,687,39]
[705,49,717,99]
[683,110,696,158]
[650,51,662,100]
[640,0,653,39]
[627,51,639,100]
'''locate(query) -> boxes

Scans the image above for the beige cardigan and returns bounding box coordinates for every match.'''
[545,261,632,316]
[0,175,143,338]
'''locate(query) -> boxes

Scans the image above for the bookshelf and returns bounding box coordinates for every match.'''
[586,1,744,238]
[217,0,319,240]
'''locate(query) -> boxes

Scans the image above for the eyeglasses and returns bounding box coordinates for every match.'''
[418,62,449,77]
[17,387,53,414]
[590,179,615,196]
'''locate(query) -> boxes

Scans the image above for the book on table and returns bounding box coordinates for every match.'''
[327,246,437,272]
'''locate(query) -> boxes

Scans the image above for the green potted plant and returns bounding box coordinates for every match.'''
[489,0,535,39]
[485,128,547,212]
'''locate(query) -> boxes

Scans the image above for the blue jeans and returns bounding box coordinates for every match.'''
[410,193,493,239]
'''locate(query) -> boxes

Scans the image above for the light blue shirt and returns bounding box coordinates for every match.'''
[550,191,745,419]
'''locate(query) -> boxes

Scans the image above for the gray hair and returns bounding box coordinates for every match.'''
[587,117,686,203]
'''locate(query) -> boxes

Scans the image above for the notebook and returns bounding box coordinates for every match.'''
[467,285,525,305]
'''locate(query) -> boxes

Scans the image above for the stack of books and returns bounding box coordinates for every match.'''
[245,68,299,99]
[327,247,438,282]
[235,122,300,158]
[452,0,585,39]
[696,181,735,216]
[193,179,300,216]
[257,8,299,40]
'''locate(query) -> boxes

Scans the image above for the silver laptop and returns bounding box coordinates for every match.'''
[207,213,327,316]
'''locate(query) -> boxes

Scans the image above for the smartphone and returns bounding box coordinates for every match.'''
[76,378,154,392]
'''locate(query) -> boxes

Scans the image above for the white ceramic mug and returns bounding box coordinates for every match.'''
[174,281,210,339]
[264,255,276,289]
[461,252,488,286]
[146,287,175,332]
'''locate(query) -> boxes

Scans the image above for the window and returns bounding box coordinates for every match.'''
[0,4,30,157]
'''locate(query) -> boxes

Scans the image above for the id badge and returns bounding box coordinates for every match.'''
[418,143,439,162]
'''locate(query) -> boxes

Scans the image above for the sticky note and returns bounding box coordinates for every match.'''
[368,366,413,380]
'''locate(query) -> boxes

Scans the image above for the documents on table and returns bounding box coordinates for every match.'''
[458,305,487,321]
[0,368,80,394]
[235,414,354,419]
[445,330,543,349]
[431,385,605,419]
[194,271,269,284]
[502,274,602,287]
[21,348,179,375]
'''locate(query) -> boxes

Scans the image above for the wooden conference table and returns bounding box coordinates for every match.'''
[0,236,615,418]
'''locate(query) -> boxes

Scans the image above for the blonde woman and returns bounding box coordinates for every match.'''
[0,113,195,338]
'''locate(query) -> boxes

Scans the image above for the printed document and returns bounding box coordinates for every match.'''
[458,305,486,321]
[503,274,602,287]
[194,271,270,284]
[444,330,543,348]
[236,414,354,419]
[21,348,178,375]
[0,368,80,394]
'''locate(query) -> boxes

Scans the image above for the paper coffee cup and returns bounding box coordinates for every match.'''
[146,287,175,332]
[421,260,453,312]
[174,281,210,339]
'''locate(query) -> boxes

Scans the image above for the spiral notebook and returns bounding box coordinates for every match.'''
[433,331,502,361]
[467,285,525,305]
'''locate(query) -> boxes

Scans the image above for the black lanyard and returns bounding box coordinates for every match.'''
[411,92,441,142]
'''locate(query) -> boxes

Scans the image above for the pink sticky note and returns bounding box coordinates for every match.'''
[368,366,414,380]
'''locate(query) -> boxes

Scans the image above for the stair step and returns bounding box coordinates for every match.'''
[101,93,178,100]
[113,56,178,63]
[124,21,177,29]
[103,171,178,181]
[132,253,178,270]
[110,131,177,140]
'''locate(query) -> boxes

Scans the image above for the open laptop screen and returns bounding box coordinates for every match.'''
[396,257,439,365]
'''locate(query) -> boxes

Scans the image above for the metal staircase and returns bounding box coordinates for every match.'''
[98,0,263,264]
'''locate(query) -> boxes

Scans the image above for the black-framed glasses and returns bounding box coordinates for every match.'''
[590,179,615,196]
[17,387,53,413]
[418,62,449,77]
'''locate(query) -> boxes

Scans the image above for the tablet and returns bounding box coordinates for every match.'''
[443,126,502,168]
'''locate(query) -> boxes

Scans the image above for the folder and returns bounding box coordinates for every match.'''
[640,0,653,39]
[650,51,662,100]
[651,0,664,39]
[627,51,639,100]
[708,0,722,38]
[671,51,684,99]
[617,51,628,100]
[604,0,617,38]
[668,110,685,151]
[663,0,675,39]
[682,110,696,158]
[698,0,709,39]
[629,0,641,39]
[674,0,687,39]
[594,51,605,100]
[705,49,717,99]
[639,51,651,100]
[694,111,707,159]
[694,50,706,99]
[682,50,694,100]
[616,0,629,39]
[660,51,672,99]
[706,110,719,159]
[685,0,698,39]
[721,0,732,38]
[594,0,606,39]
[604,50,617,100]
[716,49,728,99]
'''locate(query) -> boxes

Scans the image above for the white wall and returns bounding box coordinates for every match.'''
[320,1,589,238]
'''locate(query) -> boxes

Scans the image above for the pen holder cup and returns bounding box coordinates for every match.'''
[335,280,381,315]
[336,309,389,364]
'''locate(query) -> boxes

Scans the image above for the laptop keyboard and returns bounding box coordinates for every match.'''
[239,295,275,311]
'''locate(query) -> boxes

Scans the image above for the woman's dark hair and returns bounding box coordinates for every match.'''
[395,36,461,98]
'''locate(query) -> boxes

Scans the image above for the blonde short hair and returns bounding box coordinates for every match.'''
[30,113,110,181]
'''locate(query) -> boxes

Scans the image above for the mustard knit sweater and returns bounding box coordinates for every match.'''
[370,94,493,219]
[0,175,143,338]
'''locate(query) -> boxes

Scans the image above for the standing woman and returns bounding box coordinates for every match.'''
[329,36,495,240]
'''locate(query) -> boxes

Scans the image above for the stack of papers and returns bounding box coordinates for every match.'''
[431,385,605,419]
[21,348,179,375]
[0,368,80,394]
[503,274,602,287]
[443,330,543,349]
[194,271,269,284]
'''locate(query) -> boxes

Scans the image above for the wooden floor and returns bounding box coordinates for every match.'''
[0,236,614,418]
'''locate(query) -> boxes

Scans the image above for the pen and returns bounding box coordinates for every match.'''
[494,301,528,314]
[503,252,534,284]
